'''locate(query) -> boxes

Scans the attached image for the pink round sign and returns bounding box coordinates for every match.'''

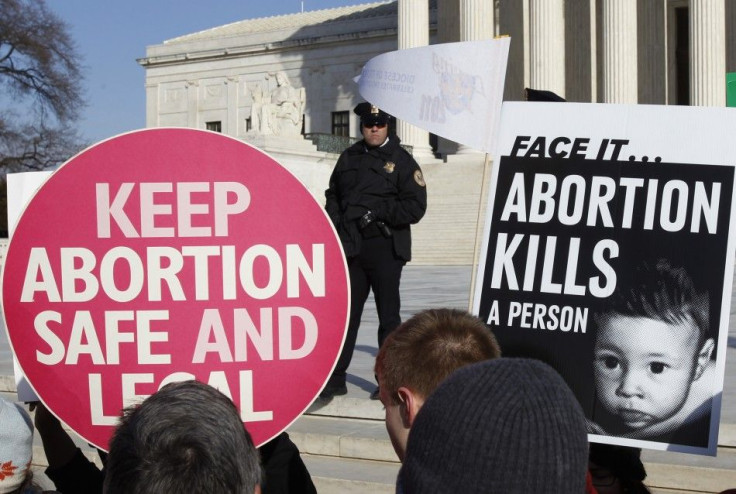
[2,128,349,449]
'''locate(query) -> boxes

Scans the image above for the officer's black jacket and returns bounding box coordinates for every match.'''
[325,135,427,261]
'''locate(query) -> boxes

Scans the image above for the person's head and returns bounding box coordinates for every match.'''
[593,259,714,433]
[275,71,289,86]
[374,308,501,461]
[354,102,391,147]
[0,397,34,494]
[104,380,261,494]
[400,358,589,493]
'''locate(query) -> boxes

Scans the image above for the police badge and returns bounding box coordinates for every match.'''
[384,161,395,173]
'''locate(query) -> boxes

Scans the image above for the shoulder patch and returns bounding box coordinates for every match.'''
[414,169,426,187]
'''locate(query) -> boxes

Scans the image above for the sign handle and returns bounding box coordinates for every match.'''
[468,153,492,312]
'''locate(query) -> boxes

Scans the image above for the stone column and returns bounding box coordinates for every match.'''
[529,0,565,98]
[459,0,494,41]
[690,0,725,106]
[601,0,637,103]
[454,0,495,155]
[397,0,434,160]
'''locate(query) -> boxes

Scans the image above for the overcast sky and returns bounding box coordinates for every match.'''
[48,1,371,144]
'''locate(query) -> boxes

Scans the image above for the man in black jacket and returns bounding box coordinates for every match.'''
[323,102,427,400]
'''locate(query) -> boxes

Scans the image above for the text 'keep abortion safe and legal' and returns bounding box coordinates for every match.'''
[17,181,327,425]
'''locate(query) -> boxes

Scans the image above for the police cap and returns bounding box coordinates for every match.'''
[354,102,392,126]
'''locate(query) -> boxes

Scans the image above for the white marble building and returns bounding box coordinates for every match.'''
[137,0,736,265]
[138,0,736,156]
[138,2,403,146]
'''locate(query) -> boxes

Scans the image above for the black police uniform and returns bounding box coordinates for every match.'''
[323,104,427,397]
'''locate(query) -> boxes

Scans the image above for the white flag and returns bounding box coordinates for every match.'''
[356,38,510,155]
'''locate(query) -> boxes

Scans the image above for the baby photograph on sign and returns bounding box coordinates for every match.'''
[472,102,736,455]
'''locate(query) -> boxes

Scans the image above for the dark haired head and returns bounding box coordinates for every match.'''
[104,380,261,494]
[595,259,709,345]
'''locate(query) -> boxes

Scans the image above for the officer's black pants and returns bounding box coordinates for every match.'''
[328,235,405,387]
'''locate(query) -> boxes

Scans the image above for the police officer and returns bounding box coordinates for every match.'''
[322,102,427,400]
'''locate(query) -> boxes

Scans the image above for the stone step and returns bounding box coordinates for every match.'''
[642,425,736,493]
[288,414,395,463]
[303,455,399,494]
[11,385,736,494]
[306,394,384,421]
[408,157,489,265]
[646,461,736,494]
[290,400,400,493]
[289,397,736,494]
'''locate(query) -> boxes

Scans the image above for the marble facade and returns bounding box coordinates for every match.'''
[137,0,736,265]
[139,0,736,156]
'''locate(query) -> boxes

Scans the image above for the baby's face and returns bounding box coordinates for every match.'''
[593,315,701,431]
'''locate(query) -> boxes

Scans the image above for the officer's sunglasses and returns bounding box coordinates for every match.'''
[363,122,387,129]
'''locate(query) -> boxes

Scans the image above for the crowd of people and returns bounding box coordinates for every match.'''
[1,102,732,493]
[2,306,730,493]
[2,306,728,494]
[0,380,314,494]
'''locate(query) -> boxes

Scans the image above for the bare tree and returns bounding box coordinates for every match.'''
[0,0,87,174]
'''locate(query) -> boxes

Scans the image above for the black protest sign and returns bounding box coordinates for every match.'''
[473,103,736,456]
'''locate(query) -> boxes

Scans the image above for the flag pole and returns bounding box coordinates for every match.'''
[468,152,492,313]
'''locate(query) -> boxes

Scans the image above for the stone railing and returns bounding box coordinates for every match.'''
[304,133,358,154]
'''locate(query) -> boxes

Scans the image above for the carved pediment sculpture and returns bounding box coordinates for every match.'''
[249,72,305,137]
